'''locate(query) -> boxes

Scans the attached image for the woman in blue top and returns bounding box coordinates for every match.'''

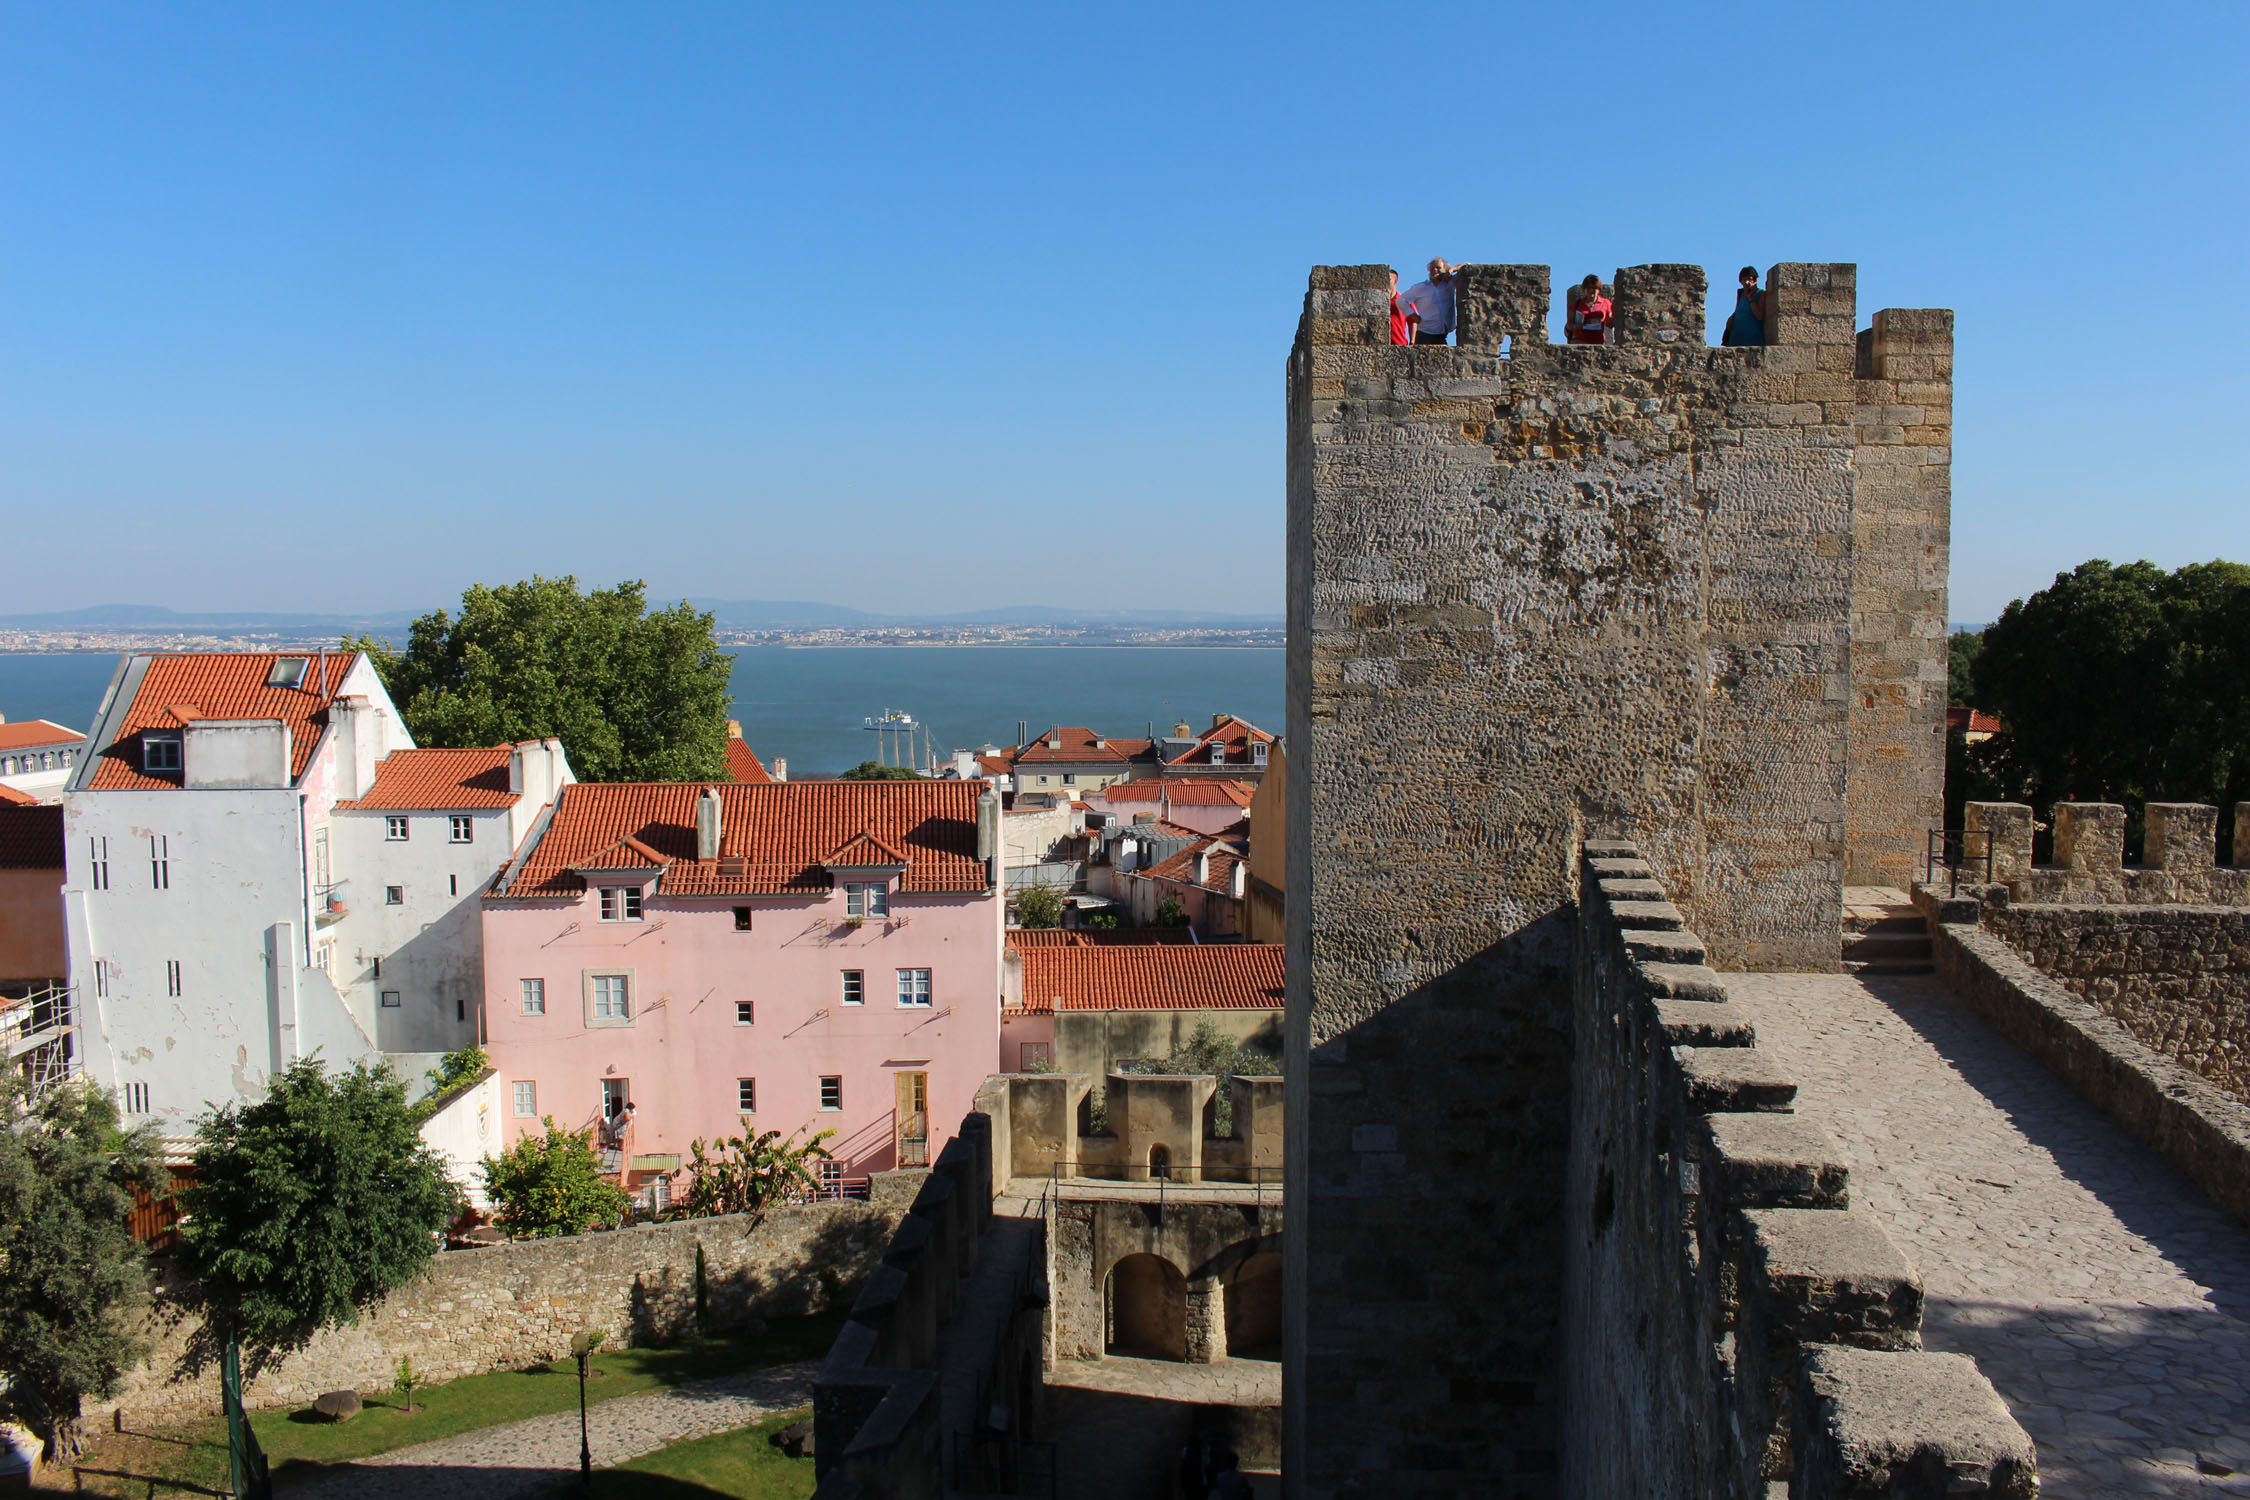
[1723,265,1766,346]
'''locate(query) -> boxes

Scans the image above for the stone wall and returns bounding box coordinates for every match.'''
[1917,884,2250,1228]
[1284,261,1951,1498]
[1964,800,2250,904]
[1568,843,2034,1499]
[113,1187,914,1421]
[1986,903,2250,1102]
[1047,1197,1279,1363]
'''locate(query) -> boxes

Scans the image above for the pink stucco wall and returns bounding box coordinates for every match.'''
[482,883,1003,1181]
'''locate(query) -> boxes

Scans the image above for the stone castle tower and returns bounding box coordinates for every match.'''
[1282,263,1951,1496]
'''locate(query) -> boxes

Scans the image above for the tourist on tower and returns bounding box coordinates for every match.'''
[1723,265,1767,346]
[1402,258,1457,345]
[1389,268,1419,345]
[1566,273,1612,344]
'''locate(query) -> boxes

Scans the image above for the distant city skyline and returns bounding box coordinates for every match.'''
[3,3,2242,623]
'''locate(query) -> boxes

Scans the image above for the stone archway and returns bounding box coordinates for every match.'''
[1106,1252,1188,1360]
[1224,1251,1283,1359]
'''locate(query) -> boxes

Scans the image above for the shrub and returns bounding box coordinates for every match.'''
[480,1118,633,1239]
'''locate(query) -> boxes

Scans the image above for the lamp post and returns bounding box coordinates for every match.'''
[570,1330,594,1491]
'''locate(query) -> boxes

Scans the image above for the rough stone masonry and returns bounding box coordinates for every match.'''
[1283,263,1950,1498]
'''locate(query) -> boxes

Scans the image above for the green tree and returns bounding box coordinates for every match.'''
[0,1077,162,1461]
[1947,628,1984,708]
[180,1058,462,1354]
[839,760,925,780]
[1152,895,1188,928]
[346,576,733,783]
[680,1126,836,1219]
[1013,883,1062,929]
[420,1047,489,1103]
[480,1118,633,1239]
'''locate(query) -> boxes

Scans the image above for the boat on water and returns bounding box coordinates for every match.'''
[862,709,917,731]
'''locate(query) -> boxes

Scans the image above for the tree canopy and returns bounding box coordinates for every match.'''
[179,1058,461,1352]
[0,1078,162,1460]
[1953,558,2250,850]
[839,760,925,781]
[480,1118,632,1239]
[346,576,734,783]
[1013,883,1062,929]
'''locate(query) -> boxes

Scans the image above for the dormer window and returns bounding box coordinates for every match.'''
[599,886,645,922]
[266,657,308,688]
[1209,742,1226,765]
[1252,741,1269,765]
[142,732,182,772]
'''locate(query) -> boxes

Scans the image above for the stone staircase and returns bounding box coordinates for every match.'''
[1842,887,1933,975]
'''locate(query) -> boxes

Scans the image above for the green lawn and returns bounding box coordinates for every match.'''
[47,1311,847,1497]
[593,1407,817,1499]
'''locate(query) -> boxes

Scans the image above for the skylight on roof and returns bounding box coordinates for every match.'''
[267,657,308,688]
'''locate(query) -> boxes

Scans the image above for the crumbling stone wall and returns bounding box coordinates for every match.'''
[1569,843,2033,1499]
[1284,261,1951,1497]
[1987,904,2250,1102]
[113,1188,911,1421]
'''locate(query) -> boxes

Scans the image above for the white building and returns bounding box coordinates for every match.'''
[60,650,572,1134]
[0,719,87,802]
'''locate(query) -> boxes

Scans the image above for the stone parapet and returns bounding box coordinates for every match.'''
[1566,843,2034,1499]
[1962,800,2250,904]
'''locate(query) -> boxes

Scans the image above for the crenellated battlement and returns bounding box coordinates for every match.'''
[1963,800,2250,904]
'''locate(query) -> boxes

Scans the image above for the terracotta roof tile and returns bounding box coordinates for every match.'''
[0,785,36,807]
[336,748,519,810]
[825,831,911,867]
[1100,779,1255,808]
[0,720,84,753]
[1140,834,1247,893]
[1017,944,1284,1014]
[0,804,64,869]
[1007,928,1201,948]
[1014,727,1155,766]
[85,652,362,791]
[726,738,775,783]
[499,780,990,898]
[1164,715,1275,771]
[1946,707,2003,735]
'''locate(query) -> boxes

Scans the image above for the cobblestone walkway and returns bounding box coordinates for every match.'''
[274,1359,817,1500]
[1730,972,2250,1497]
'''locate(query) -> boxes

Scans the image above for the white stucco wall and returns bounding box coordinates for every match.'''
[417,1070,500,1209]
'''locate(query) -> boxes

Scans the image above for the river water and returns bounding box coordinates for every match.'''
[0,645,1285,777]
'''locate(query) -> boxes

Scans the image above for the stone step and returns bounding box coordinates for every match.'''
[1840,887,1931,974]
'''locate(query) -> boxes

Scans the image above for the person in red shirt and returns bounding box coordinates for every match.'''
[1565,273,1611,344]
[1389,269,1419,346]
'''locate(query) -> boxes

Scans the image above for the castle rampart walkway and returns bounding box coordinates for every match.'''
[1731,972,2250,1497]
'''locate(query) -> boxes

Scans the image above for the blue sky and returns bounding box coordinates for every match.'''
[2,3,2242,622]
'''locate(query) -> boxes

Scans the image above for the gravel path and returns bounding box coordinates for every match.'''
[1730,972,2250,1497]
[274,1358,817,1500]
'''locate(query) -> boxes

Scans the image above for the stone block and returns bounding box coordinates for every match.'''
[1701,1114,1851,1210]
[1625,928,1709,966]
[1454,263,1549,348]
[1597,876,1670,902]
[2053,802,2125,874]
[1675,1047,1798,1113]
[1608,899,1686,930]
[1742,1208,1920,1344]
[1655,999,1755,1048]
[1963,803,2033,885]
[2146,802,2217,871]
[1612,264,1707,346]
[1637,962,1730,1003]
[1794,1346,2036,1500]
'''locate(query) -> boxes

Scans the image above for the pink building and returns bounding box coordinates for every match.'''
[481,778,1002,1199]
[1093,778,1256,836]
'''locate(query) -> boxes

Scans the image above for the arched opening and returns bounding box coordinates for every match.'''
[1148,1143,1171,1180]
[1106,1253,1187,1360]
[1225,1252,1283,1360]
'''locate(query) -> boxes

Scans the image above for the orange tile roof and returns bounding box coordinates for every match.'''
[0,720,85,753]
[85,652,362,791]
[1017,943,1284,1014]
[1140,834,1248,894]
[336,748,519,810]
[0,804,64,869]
[0,784,36,807]
[976,753,1015,777]
[726,738,774,784]
[498,779,990,898]
[825,831,911,867]
[1165,716,1275,770]
[1014,727,1156,766]
[1101,779,1255,808]
[1946,707,2003,735]
[1007,928,1200,948]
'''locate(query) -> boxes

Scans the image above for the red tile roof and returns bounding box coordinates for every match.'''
[1140,834,1248,894]
[1946,707,2003,735]
[1007,928,1201,948]
[0,720,84,753]
[85,652,363,791]
[336,748,519,810]
[498,780,991,898]
[726,738,774,784]
[1165,716,1274,771]
[1101,779,1255,808]
[1014,727,1155,766]
[0,804,64,869]
[1017,943,1284,1014]
[976,753,1015,777]
[825,831,911,868]
[0,785,36,807]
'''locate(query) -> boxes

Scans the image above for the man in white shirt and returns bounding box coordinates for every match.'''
[1402,257,1458,345]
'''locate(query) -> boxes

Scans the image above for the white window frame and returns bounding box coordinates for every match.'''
[385,816,409,841]
[89,837,109,891]
[819,1075,843,1111]
[845,883,889,919]
[149,835,169,890]
[142,732,181,772]
[840,970,864,1006]
[599,886,644,922]
[125,1081,150,1114]
[512,1080,537,1117]
[449,815,474,844]
[165,959,182,997]
[735,1000,755,1026]
[737,1077,757,1113]
[521,978,546,1015]
[896,967,932,1008]
[584,970,635,1027]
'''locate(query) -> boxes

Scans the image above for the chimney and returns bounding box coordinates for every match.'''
[1211,713,1226,731]
[1174,721,1192,739]
[726,719,744,740]
[1230,859,1246,900]
[770,757,787,781]
[695,787,722,861]
[508,742,527,796]
[977,788,1000,884]
[1047,732,1061,750]
[1018,720,1028,748]
[1093,737,1106,750]
[1194,849,1210,886]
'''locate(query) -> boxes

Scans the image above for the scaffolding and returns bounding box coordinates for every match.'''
[0,979,77,1095]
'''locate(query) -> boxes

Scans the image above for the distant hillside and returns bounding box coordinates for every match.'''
[2,599,1285,633]
[0,604,421,632]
